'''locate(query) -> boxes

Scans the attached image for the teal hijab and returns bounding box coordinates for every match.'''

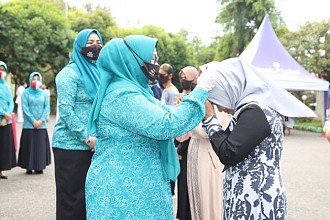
[0,61,12,107]
[0,61,8,71]
[88,35,180,181]
[27,72,43,97]
[68,29,103,99]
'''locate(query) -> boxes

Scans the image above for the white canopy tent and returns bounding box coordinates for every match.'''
[240,14,329,121]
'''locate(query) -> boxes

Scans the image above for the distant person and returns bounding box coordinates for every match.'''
[174,66,229,220]
[326,105,330,121]
[85,35,213,219]
[199,58,316,219]
[323,120,330,141]
[42,83,51,103]
[52,29,103,220]
[159,63,179,105]
[18,72,51,174]
[175,66,199,220]
[0,61,16,179]
[41,83,51,121]
[15,81,25,123]
[187,110,229,220]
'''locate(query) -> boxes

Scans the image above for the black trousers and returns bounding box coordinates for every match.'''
[53,148,93,220]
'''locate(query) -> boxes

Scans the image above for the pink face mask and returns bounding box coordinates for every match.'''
[0,71,6,79]
[30,81,42,90]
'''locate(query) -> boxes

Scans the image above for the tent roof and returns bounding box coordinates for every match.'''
[240,14,329,91]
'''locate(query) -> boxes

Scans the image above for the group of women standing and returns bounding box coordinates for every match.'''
[1,27,319,220]
[0,61,51,178]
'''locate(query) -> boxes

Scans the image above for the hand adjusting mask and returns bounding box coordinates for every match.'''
[123,40,160,82]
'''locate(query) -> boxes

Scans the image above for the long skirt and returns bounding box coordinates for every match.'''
[0,124,16,170]
[187,137,223,220]
[18,128,51,171]
[53,148,93,220]
[176,139,192,220]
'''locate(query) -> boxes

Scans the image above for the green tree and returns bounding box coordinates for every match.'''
[281,20,330,80]
[68,6,118,44]
[0,0,69,86]
[192,36,216,66]
[215,0,283,58]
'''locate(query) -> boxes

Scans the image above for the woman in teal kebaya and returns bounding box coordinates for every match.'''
[0,61,16,179]
[18,72,51,174]
[86,35,212,219]
[52,29,103,220]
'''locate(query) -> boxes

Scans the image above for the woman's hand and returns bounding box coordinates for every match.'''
[174,93,183,105]
[85,136,96,152]
[196,72,215,92]
[37,120,43,127]
[33,120,43,129]
[204,100,215,120]
[0,118,7,126]
[33,120,39,129]
[4,113,12,121]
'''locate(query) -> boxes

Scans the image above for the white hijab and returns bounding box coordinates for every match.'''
[201,58,317,128]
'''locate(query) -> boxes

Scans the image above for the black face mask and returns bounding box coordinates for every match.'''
[124,40,160,81]
[180,79,196,91]
[81,44,102,61]
[158,74,170,85]
[140,61,160,82]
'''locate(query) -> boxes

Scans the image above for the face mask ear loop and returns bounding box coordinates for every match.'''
[123,40,145,66]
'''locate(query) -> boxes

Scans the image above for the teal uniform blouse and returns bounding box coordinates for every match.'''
[85,87,208,219]
[21,89,49,129]
[52,67,93,150]
[0,80,13,125]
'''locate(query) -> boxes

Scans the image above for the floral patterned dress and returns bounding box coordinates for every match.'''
[204,103,287,220]
[85,87,207,219]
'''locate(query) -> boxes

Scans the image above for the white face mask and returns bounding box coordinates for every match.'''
[0,71,6,79]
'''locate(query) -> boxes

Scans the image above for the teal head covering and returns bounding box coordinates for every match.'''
[0,61,13,112]
[0,61,8,71]
[88,35,180,181]
[27,72,43,97]
[68,29,103,98]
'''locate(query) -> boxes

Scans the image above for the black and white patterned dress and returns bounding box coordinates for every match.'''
[203,103,287,220]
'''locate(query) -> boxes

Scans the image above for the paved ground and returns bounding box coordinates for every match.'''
[0,115,330,220]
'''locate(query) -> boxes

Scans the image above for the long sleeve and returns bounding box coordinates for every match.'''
[0,87,13,115]
[0,99,7,116]
[203,104,271,167]
[100,87,208,141]
[52,67,95,150]
[56,68,88,141]
[41,94,50,122]
[21,90,49,128]
[21,91,36,124]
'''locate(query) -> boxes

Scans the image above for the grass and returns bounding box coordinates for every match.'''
[294,118,323,133]
[295,120,323,128]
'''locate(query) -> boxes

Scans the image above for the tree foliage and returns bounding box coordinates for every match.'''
[0,0,69,86]
[215,0,284,58]
[280,20,330,79]
[0,0,329,98]
[68,6,118,44]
